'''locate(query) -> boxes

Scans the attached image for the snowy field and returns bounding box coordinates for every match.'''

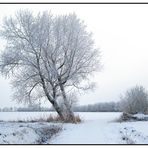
[0,112,148,144]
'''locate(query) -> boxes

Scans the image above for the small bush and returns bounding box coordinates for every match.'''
[116,112,137,122]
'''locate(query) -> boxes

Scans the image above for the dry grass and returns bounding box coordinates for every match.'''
[46,114,82,124]
[61,115,82,124]
[10,114,82,124]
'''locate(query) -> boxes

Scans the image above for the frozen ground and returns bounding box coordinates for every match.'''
[0,112,148,144]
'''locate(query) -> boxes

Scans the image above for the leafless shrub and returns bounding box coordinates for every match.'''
[120,85,148,114]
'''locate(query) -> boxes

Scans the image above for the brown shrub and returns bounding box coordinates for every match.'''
[46,114,82,124]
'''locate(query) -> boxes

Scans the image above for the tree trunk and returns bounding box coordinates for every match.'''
[38,61,74,121]
[38,70,65,120]
[58,78,75,121]
[42,85,65,120]
[50,100,65,120]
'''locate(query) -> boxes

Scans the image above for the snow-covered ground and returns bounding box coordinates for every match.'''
[50,112,148,144]
[0,121,62,144]
[0,112,148,144]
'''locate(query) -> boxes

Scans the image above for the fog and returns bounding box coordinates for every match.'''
[0,4,148,107]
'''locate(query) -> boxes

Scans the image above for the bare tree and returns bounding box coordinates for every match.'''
[120,85,148,114]
[50,13,101,119]
[0,10,101,121]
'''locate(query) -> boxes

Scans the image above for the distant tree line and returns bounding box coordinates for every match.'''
[0,106,53,112]
[75,85,148,114]
[0,102,121,112]
[73,102,121,112]
[3,85,148,114]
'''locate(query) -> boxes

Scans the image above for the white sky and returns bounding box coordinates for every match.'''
[0,4,148,107]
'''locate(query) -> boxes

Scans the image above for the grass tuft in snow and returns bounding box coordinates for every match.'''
[61,115,82,124]
[45,114,82,124]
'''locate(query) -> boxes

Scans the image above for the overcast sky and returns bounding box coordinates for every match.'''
[0,4,148,107]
